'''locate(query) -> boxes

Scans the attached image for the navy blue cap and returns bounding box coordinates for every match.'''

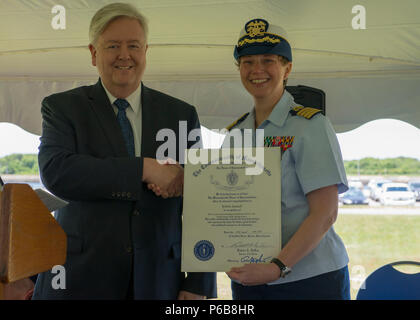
[234,18,292,62]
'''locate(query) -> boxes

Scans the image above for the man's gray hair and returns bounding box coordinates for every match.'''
[89,3,148,45]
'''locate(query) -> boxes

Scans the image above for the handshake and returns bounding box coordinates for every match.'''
[143,157,184,199]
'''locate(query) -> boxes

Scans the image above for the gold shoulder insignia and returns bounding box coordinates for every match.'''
[289,106,322,119]
[226,112,249,131]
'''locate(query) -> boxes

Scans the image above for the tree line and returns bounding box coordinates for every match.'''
[0,154,39,175]
[344,157,420,175]
[0,154,419,175]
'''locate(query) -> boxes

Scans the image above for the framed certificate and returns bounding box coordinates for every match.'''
[181,147,281,272]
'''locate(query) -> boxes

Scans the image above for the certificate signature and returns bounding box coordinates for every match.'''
[240,254,272,263]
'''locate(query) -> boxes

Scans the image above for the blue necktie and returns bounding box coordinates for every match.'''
[114,98,135,157]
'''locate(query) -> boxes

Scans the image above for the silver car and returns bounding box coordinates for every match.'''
[408,181,420,201]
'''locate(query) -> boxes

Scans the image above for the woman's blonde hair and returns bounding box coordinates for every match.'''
[89,3,148,45]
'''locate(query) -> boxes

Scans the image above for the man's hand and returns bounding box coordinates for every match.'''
[143,158,184,198]
[3,278,34,300]
[147,166,183,198]
[177,290,205,300]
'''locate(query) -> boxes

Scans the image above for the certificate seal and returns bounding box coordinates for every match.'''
[194,240,215,261]
[226,170,239,186]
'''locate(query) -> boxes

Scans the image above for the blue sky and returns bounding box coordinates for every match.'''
[1,119,419,160]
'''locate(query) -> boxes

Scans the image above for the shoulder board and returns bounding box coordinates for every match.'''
[289,106,322,119]
[225,112,249,131]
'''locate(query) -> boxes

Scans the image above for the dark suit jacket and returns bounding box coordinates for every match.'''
[32,80,216,299]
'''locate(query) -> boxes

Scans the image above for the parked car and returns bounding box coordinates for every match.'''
[339,187,369,205]
[362,186,372,198]
[408,181,420,201]
[379,183,416,206]
[368,179,392,201]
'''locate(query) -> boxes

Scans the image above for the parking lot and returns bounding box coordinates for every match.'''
[339,199,420,215]
[339,177,420,212]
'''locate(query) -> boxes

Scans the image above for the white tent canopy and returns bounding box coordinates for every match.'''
[1,0,419,135]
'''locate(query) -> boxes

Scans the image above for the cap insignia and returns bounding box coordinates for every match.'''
[238,19,282,48]
[245,19,269,37]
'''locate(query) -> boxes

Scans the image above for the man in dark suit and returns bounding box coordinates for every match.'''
[32,3,216,299]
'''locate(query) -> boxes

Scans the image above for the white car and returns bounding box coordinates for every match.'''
[380,183,416,206]
[368,179,392,201]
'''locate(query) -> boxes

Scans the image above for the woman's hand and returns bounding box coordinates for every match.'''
[226,263,280,286]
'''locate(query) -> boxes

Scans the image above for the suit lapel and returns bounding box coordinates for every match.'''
[87,79,128,157]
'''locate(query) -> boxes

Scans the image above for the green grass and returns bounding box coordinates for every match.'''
[334,214,420,299]
[215,214,420,300]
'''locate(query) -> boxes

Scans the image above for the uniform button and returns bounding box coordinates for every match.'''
[133,209,140,216]
[126,246,132,253]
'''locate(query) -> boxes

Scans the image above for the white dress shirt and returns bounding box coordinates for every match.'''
[101,80,142,157]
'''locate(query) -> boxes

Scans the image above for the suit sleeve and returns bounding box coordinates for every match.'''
[38,96,145,201]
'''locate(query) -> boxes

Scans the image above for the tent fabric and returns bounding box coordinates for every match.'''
[1,76,420,136]
[1,0,419,135]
